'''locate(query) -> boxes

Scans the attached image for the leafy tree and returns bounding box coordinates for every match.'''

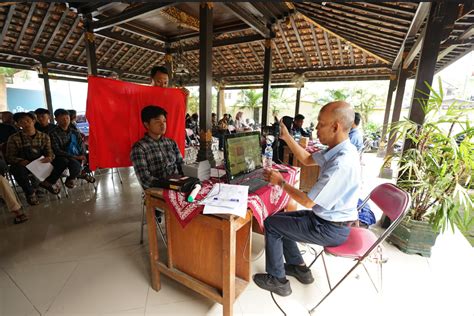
[352,89,381,124]
[236,89,262,121]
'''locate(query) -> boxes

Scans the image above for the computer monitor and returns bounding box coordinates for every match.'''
[224,131,262,180]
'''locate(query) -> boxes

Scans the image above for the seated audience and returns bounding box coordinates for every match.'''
[254,101,360,297]
[6,112,63,205]
[68,109,78,131]
[34,108,56,134]
[1,111,17,129]
[186,113,199,136]
[49,109,94,189]
[349,112,364,152]
[130,105,183,190]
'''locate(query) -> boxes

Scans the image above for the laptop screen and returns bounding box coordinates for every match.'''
[224,131,262,180]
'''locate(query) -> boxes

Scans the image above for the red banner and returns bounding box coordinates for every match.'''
[86,76,186,170]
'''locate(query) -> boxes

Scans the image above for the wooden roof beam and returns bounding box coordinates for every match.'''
[236,45,256,71]
[224,3,270,38]
[305,3,408,36]
[92,3,173,32]
[349,45,355,65]
[29,4,54,55]
[97,41,116,64]
[118,24,168,44]
[54,16,81,58]
[172,33,264,53]
[168,23,250,42]
[323,31,334,66]
[289,15,311,67]
[219,64,389,78]
[0,4,15,47]
[97,30,166,54]
[367,3,417,16]
[276,21,297,67]
[337,38,344,65]
[42,9,70,54]
[438,24,474,61]
[392,2,431,70]
[272,41,287,69]
[105,44,125,68]
[309,24,324,67]
[403,27,426,69]
[128,50,151,72]
[247,43,264,68]
[66,33,84,60]
[14,3,36,51]
[298,12,390,64]
[327,3,413,25]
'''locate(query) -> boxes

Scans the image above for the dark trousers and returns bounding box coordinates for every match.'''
[52,157,82,180]
[264,210,350,279]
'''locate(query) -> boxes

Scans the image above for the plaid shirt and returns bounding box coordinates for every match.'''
[49,126,85,158]
[6,131,54,164]
[130,134,183,189]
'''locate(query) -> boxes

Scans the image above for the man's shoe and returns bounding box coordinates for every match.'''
[253,273,292,297]
[284,264,314,284]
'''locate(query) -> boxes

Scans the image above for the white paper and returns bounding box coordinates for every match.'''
[199,183,249,218]
[26,156,54,182]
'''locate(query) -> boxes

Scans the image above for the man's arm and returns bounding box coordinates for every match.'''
[264,169,315,208]
[50,131,72,158]
[5,136,25,165]
[279,121,316,166]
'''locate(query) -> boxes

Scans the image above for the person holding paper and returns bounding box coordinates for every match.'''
[130,105,183,190]
[6,112,63,205]
[253,101,360,297]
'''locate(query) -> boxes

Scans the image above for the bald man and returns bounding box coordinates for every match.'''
[254,101,360,297]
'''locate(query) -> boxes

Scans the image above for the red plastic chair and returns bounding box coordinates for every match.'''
[308,183,411,313]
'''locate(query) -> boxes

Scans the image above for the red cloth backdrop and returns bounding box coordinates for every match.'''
[86,76,186,170]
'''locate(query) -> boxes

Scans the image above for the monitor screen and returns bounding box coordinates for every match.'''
[224,132,262,180]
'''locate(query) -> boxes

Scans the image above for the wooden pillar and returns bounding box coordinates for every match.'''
[84,15,97,76]
[164,43,174,87]
[261,38,272,126]
[294,88,301,117]
[196,3,215,166]
[40,60,53,114]
[217,85,225,119]
[406,1,459,144]
[377,74,397,157]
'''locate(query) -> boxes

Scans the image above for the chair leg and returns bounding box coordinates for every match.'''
[362,262,379,293]
[140,198,145,244]
[116,168,123,184]
[309,260,363,313]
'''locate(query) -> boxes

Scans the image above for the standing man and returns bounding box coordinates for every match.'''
[130,105,183,190]
[254,101,360,296]
[349,112,364,152]
[292,114,311,138]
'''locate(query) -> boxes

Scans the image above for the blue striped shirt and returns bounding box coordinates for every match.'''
[307,139,360,222]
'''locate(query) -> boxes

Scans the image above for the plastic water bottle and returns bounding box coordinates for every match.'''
[264,144,273,169]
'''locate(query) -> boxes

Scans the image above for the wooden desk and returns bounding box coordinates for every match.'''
[283,146,319,192]
[145,188,252,316]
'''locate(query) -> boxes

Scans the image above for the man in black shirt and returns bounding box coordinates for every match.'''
[34,108,56,134]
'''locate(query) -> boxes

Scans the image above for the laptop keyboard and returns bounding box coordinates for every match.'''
[230,169,268,193]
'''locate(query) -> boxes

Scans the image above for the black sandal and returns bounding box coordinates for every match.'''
[14,213,28,224]
[39,181,60,195]
[26,194,40,205]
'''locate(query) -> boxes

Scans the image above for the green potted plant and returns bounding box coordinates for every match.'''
[385,80,473,257]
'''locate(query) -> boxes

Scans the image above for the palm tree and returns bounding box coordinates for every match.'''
[236,89,263,122]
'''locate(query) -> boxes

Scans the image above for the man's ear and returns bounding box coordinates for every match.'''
[143,122,150,130]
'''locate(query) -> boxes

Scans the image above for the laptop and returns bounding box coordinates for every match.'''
[223,131,268,193]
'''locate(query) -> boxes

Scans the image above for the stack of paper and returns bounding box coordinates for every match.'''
[182,160,211,181]
[199,183,248,218]
[26,156,53,182]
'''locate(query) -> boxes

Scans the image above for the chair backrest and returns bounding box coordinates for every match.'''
[358,183,411,257]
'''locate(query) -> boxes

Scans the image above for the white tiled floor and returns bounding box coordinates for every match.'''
[1,155,473,316]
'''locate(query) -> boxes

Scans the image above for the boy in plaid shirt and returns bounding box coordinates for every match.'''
[130,105,183,190]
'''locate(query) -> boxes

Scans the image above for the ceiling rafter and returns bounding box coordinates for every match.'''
[323,31,334,66]
[97,29,166,54]
[129,50,150,72]
[42,9,70,55]
[236,45,256,71]
[272,41,287,69]
[276,21,297,68]
[224,2,270,38]
[97,41,116,63]
[14,3,35,51]
[336,38,344,65]
[105,43,126,68]
[0,4,15,47]
[29,3,53,55]
[298,12,390,64]
[289,15,311,67]
[247,43,263,69]
[327,3,412,25]
[54,16,81,58]
[309,24,323,67]
[66,32,84,60]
